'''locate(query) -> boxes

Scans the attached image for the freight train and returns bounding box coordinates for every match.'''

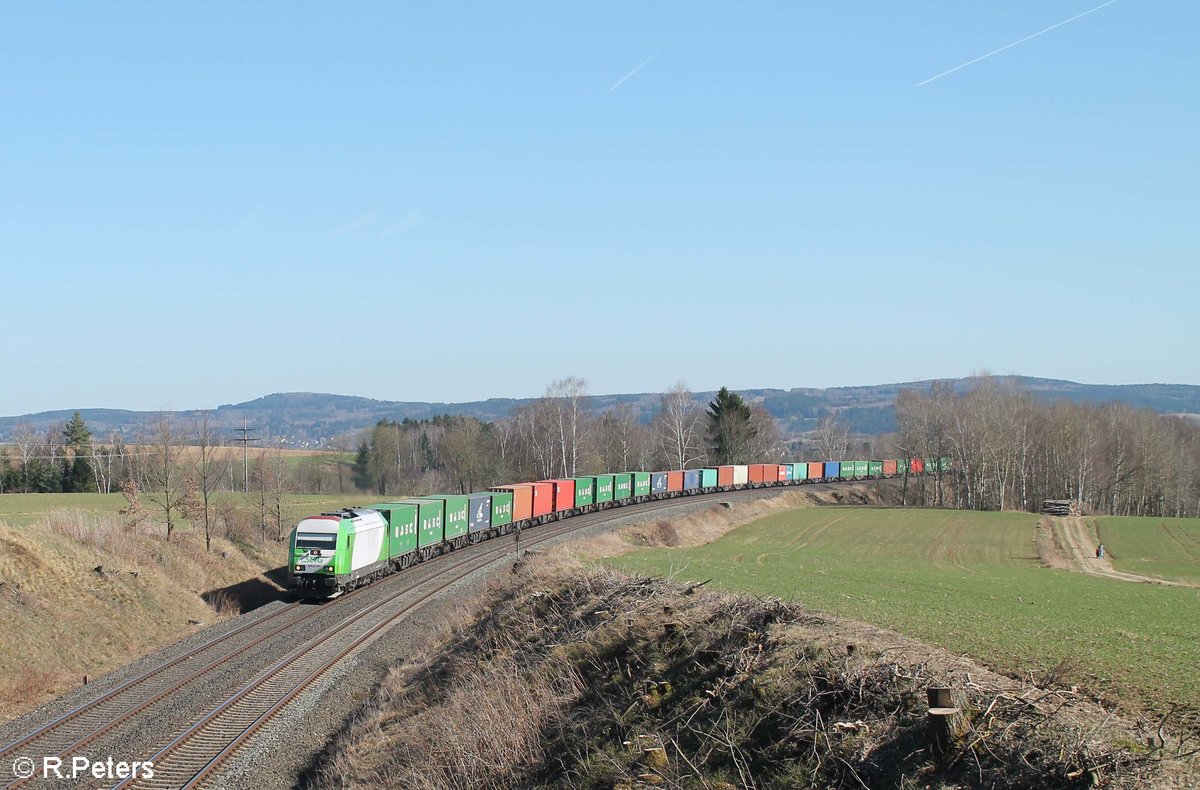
[287,457,952,597]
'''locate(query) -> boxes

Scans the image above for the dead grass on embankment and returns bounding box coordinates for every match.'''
[0,510,287,721]
[313,550,1196,789]
[574,482,903,559]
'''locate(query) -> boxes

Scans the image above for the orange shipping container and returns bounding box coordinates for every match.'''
[667,471,684,491]
[882,460,898,476]
[910,458,925,474]
[717,466,735,487]
[807,462,824,479]
[748,465,766,484]
[772,465,788,482]
[490,484,533,522]
[540,479,576,512]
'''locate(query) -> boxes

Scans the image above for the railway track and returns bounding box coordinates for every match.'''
[0,483,827,789]
[0,601,307,784]
[115,492,770,788]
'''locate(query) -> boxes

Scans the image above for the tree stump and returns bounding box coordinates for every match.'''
[926,686,967,758]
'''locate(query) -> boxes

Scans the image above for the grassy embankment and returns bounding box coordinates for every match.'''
[612,508,1200,713]
[0,489,372,721]
[315,555,1184,789]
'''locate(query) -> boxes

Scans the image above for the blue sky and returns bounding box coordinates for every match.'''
[2,1,1196,415]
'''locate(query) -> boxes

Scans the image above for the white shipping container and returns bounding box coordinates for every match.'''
[732,465,749,485]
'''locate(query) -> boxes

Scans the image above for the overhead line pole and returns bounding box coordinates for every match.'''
[232,419,261,493]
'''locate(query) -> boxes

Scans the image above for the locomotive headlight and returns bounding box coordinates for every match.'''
[326,565,334,572]
[295,564,302,571]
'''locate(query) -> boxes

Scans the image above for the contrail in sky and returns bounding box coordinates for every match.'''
[918,0,1119,87]
[609,53,657,92]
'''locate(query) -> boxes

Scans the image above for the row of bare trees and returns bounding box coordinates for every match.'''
[0,415,126,494]
[0,413,314,548]
[351,379,785,496]
[896,377,1200,516]
[121,415,298,548]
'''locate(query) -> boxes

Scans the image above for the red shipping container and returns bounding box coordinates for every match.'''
[530,481,554,517]
[882,459,898,476]
[748,465,766,484]
[667,471,684,492]
[717,466,734,487]
[539,479,576,512]
[807,462,824,479]
[910,458,925,474]
[491,484,533,521]
[773,465,788,482]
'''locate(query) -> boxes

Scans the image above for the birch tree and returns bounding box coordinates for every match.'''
[654,382,705,469]
[143,415,186,541]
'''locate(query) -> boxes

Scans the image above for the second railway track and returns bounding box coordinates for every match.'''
[2,486,790,789]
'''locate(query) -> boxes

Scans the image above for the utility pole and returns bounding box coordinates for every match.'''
[232,419,260,493]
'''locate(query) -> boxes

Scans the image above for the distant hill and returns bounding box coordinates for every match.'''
[1,376,1197,446]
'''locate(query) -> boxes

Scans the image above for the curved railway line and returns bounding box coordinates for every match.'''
[0,484,811,789]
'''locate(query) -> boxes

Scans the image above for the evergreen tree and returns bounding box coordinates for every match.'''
[61,411,96,492]
[706,386,757,464]
[351,440,373,492]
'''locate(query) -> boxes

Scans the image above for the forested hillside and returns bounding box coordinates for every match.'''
[2,376,1197,446]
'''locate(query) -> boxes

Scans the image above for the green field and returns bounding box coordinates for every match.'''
[612,508,1200,712]
[0,491,380,527]
[1094,516,1200,585]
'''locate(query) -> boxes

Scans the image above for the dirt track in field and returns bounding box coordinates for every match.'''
[1042,516,1191,586]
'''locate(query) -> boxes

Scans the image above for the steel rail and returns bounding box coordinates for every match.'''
[114,489,785,789]
[0,601,302,770]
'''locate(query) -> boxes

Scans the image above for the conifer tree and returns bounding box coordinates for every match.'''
[62,411,96,492]
[706,387,757,464]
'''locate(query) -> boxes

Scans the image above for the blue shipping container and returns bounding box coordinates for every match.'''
[683,470,700,490]
[785,464,795,480]
[824,461,840,479]
[651,472,668,493]
[467,493,492,534]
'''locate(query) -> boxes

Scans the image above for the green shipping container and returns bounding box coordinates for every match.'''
[940,457,953,472]
[403,498,446,548]
[633,472,651,497]
[795,463,810,480]
[867,461,883,478]
[488,490,514,527]
[427,495,470,541]
[369,502,418,559]
[924,458,936,474]
[573,477,595,508]
[855,461,870,477]
[701,469,718,488]
[594,474,614,503]
[613,473,633,501]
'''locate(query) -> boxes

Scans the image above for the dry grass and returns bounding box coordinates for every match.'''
[574,484,900,559]
[312,553,1197,789]
[0,510,287,720]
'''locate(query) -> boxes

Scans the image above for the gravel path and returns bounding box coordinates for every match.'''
[1052,516,1190,586]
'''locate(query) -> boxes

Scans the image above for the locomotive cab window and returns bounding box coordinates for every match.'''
[296,533,337,550]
